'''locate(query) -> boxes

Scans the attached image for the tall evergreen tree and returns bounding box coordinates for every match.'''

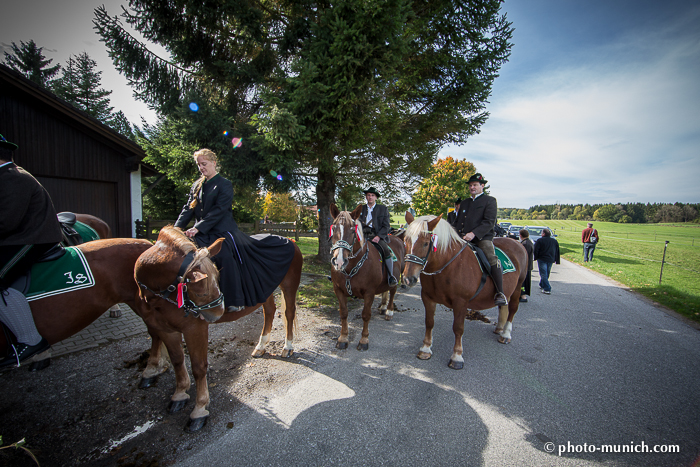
[3,39,61,87]
[95,0,513,259]
[54,52,114,124]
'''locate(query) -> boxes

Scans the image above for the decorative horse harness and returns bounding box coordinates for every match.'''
[404,231,490,302]
[329,223,369,297]
[137,251,225,318]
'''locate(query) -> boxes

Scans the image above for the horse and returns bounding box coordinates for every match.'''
[132,226,303,432]
[402,212,527,369]
[0,238,153,370]
[328,203,405,351]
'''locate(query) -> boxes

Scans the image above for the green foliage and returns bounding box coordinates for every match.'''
[298,206,319,232]
[3,39,61,88]
[412,157,476,216]
[0,436,40,466]
[109,110,134,139]
[264,192,297,223]
[54,52,114,123]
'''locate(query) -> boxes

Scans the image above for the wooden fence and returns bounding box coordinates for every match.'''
[135,218,317,242]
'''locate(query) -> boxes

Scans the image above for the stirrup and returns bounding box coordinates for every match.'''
[494,292,508,306]
[388,276,398,287]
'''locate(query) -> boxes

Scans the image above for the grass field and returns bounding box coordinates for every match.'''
[512,220,700,322]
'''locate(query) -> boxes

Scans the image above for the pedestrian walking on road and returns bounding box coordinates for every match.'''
[533,228,560,294]
[519,229,534,302]
[581,222,599,262]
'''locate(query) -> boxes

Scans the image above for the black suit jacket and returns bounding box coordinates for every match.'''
[175,174,238,234]
[453,193,497,241]
[359,203,391,243]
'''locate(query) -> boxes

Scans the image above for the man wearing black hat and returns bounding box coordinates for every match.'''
[0,134,62,368]
[447,198,462,230]
[453,173,508,306]
[359,187,398,287]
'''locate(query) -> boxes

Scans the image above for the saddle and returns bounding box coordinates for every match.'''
[57,212,82,246]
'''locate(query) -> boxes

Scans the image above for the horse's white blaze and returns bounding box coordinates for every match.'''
[501,322,513,340]
[419,345,432,354]
[256,333,271,350]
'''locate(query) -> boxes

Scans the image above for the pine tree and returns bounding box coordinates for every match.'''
[54,52,114,124]
[3,39,61,87]
[109,110,134,139]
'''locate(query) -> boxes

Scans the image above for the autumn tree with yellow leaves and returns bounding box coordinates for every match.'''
[412,157,477,217]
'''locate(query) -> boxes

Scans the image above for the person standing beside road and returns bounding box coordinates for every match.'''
[519,229,534,302]
[581,222,599,262]
[0,134,62,368]
[447,198,461,230]
[453,173,508,306]
[533,228,560,295]
[358,187,398,287]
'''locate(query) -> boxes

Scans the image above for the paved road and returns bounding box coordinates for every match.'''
[166,259,700,467]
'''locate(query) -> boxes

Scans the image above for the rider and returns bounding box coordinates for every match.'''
[0,134,62,368]
[174,148,295,312]
[452,173,508,307]
[358,187,398,287]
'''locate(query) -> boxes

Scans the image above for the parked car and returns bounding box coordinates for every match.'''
[525,226,552,243]
[507,225,523,239]
[499,222,512,230]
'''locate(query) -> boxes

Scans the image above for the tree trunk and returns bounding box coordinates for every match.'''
[316,172,336,263]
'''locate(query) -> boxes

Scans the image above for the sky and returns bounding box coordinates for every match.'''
[2,0,699,208]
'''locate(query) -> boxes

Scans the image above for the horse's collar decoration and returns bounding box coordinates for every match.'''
[137,251,224,318]
[330,221,369,296]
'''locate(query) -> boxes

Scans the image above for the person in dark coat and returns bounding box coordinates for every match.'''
[447,198,461,230]
[0,134,61,368]
[453,173,508,306]
[518,229,534,302]
[533,228,560,294]
[358,187,397,287]
[174,149,295,312]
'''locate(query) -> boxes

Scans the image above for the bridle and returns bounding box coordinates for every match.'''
[137,250,224,318]
[404,230,470,276]
[329,220,369,296]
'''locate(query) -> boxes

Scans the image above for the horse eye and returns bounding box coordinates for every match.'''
[423,242,429,248]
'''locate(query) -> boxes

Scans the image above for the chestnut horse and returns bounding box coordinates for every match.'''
[329,204,405,351]
[133,226,303,431]
[75,213,112,240]
[403,213,527,369]
[0,238,153,370]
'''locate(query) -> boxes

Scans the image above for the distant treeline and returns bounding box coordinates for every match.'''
[499,202,700,224]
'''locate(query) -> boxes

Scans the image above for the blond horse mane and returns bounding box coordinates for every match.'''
[334,211,365,245]
[157,226,221,296]
[406,215,464,254]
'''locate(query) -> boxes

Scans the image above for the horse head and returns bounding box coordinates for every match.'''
[135,226,226,323]
[329,203,364,271]
[403,213,463,287]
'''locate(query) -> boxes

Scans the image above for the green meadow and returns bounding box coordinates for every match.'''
[517,220,700,322]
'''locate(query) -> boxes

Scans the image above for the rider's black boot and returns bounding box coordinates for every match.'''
[491,266,508,306]
[385,256,398,287]
[0,337,50,369]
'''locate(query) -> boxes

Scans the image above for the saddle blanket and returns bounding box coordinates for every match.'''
[73,221,100,242]
[495,247,515,273]
[26,247,95,302]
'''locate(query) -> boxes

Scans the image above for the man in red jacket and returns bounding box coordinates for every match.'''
[581,222,599,262]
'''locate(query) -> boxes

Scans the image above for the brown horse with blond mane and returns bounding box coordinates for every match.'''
[133,226,303,431]
[403,212,527,369]
[328,203,405,351]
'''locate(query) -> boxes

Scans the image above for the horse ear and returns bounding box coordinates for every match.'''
[350,205,363,220]
[207,238,225,257]
[330,203,340,219]
[191,271,209,282]
[405,211,414,224]
[427,214,442,231]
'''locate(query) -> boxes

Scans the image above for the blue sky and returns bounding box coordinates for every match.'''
[2,1,699,208]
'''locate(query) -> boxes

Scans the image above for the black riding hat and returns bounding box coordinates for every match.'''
[363,187,381,198]
[467,173,487,184]
[0,134,18,151]
[454,197,462,205]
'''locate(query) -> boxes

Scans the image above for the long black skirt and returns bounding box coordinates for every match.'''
[194,230,296,308]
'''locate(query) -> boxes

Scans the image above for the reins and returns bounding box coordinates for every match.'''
[137,250,224,318]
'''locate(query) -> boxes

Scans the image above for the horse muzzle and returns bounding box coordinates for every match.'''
[198,305,225,323]
[402,275,418,288]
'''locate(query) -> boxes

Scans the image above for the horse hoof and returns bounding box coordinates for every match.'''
[384,314,392,321]
[356,342,369,351]
[168,399,188,413]
[417,352,431,360]
[494,328,503,335]
[448,359,464,370]
[251,349,265,358]
[336,341,348,350]
[379,309,386,315]
[185,416,208,432]
[139,375,159,389]
[280,349,293,358]
[498,336,511,344]
[28,358,51,372]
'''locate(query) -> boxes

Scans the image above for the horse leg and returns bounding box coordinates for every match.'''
[182,325,210,432]
[139,330,170,388]
[498,300,519,344]
[378,291,389,315]
[385,287,397,321]
[252,296,276,358]
[158,331,190,414]
[280,285,297,358]
[448,307,467,370]
[357,294,374,351]
[334,287,350,349]
[417,297,436,360]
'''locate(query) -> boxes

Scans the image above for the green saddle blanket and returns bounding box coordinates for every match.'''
[26,247,96,302]
[496,247,515,273]
[73,221,100,242]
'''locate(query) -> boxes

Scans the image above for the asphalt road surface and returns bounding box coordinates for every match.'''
[170,259,700,467]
